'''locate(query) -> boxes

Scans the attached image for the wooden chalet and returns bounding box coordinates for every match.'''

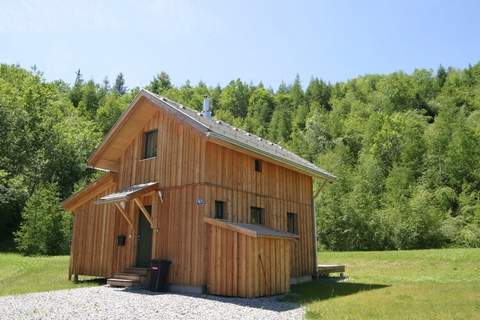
[62,89,335,297]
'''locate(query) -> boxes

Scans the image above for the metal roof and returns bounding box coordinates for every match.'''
[141,89,336,181]
[96,182,158,205]
[204,217,299,239]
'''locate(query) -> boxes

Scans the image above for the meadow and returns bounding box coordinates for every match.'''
[0,253,100,296]
[288,248,480,319]
[1,249,479,319]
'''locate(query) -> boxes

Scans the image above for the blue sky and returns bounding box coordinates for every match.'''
[1,0,479,89]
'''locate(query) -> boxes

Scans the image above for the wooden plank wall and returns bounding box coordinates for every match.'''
[152,184,207,287]
[70,181,118,278]
[117,109,206,190]
[70,105,316,286]
[203,143,314,278]
[206,224,291,298]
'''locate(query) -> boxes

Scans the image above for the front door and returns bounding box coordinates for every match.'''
[136,207,152,267]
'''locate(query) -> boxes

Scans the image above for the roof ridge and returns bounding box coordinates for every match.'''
[142,89,336,181]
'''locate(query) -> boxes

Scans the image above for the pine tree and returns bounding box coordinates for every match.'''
[15,183,71,255]
[113,73,127,95]
[69,69,84,108]
[436,65,448,88]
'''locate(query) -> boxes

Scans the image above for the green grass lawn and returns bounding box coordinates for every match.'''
[0,253,101,297]
[287,248,480,320]
[1,249,479,320]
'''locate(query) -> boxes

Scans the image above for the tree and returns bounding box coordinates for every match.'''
[306,77,331,111]
[3,61,480,252]
[289,74,304,107]
[268,92,294,143]
[148,71,173,94]
[436,65,448,88]
[245,87,275,136]
[14,182,71,255]
[113,73,127,95]
[219,79,250,118]
[78,80,100,118]
[69,69,84,108]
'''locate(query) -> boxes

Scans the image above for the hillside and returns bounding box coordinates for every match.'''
[1,64,479,252]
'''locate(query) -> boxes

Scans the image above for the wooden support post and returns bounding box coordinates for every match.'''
[114,202,134,229]
[133,198,154,228]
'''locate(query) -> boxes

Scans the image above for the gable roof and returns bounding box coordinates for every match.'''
[61,173,116,211]
[88,89,336,181]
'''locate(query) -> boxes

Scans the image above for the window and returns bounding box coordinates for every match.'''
[287,212,298,234]
[143,130,157,159]
[250,207,264,225]
[214,201,225,219]
[254,159,262,172]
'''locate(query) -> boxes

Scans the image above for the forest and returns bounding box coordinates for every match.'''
[0,63,479,254]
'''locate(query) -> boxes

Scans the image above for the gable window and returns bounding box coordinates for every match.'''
[143,130,157,159]
[287,212,298,234]
[214,201,225,219]
[254,159,262,172]
[250,207,264,225]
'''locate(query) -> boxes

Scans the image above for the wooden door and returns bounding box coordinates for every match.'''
[136,209,152,267]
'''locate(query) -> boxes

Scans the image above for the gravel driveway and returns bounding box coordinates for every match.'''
[0,286,304,320]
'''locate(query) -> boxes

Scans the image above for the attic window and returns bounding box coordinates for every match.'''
[287,212,298,234]
[254,159,262,172]
[251,207,264,225]
[214,201,225,219]
[143,130,157,159]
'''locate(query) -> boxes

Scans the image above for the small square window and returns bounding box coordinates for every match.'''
[287,212,298,234]
[143,130,157,159]
[214,201,225,219]
[254,159,262,172]
[251,207,264,225]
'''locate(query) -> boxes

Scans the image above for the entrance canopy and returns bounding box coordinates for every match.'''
[95,182,158,205]
[96,182,159,230]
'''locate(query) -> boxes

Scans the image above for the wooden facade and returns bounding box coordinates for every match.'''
[62,90,333,297]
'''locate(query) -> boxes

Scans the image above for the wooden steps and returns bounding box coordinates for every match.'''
[107,278,136,287]
[107,267,149,288]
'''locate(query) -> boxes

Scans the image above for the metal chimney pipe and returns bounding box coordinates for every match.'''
[202,95,211,118]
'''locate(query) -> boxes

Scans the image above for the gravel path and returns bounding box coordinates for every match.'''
[0,286,304,320]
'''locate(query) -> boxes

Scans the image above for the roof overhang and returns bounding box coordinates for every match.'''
[95,182,159,205]
[205,131,336,181]
[204,217,299,240]
[87,93,160,170]
[61,173,116,211]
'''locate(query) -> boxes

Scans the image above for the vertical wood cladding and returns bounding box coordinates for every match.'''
[70,106,315,286]
[206,223,292,297]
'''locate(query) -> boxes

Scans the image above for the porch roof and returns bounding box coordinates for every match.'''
[95,182,158,205]
[204,217,299,240]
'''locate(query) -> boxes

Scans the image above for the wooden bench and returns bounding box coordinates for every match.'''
[317,264,346,278]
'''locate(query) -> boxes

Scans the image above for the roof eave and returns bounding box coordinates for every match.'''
[87,91,146,168]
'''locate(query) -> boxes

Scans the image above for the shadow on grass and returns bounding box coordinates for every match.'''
[284,280,390,304]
